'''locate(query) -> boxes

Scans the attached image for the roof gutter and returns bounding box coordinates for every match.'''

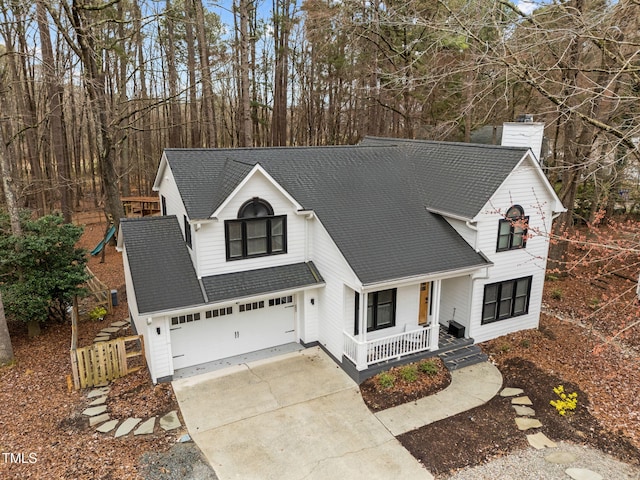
[425,207,474,223]
[138,283,325,318]
[360,262,492,292]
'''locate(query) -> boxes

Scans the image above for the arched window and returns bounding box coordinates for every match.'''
[238,197,274,218]
[225,198,286,260]
[496,205,528,251]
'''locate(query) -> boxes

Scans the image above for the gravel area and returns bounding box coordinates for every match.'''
[442,442,640,480]
[138,442,218,480]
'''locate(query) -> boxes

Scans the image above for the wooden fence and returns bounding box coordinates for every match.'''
[70,335,145,390]
[69,298,145,390]
[85,266,112,314]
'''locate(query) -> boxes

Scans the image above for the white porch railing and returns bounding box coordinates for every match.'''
[343,323,439,371]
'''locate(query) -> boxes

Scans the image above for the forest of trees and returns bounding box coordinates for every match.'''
[0,0,638,228]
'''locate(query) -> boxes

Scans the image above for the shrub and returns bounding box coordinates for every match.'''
[399,365,418,383]
[499,342,511,353]
[550,288,563,300]
[520,339,531,348]
[89,306,108,321]
[550,385,578,416]
[377,372,395,389]
[418,359,439,375]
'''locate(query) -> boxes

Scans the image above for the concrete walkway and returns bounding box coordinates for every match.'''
[173,348,504,480]
[375,361,503,436]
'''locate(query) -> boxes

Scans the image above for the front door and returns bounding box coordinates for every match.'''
[418,282,430,325]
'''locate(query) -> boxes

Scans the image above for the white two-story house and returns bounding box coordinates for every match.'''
[118,136,564,383]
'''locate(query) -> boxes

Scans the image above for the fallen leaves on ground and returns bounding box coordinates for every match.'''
[0,223,181,480]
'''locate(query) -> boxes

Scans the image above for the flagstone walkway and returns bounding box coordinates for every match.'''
[80,320,183,438]
[499,386,604,480]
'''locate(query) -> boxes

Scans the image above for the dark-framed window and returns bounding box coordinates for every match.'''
[184,215,192,248]
[354,289,397,334]
[225,198,286,260]
[497,205,529,252]
[481,276,532,325]
[161,195,167,216]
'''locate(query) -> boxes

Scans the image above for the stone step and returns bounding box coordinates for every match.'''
[160,411,181,431]
[88,395,108,406]
[443,353,489,371]
[134,417,156,435]
[89,413,110,427]
[100,327,121,334]
[115,418,141,438]
[96,419,119,434]
[439,344,488,371]
[82,405,108,417]
[87,387,110,398]
[438,344,482,361]
[436,335,474,354]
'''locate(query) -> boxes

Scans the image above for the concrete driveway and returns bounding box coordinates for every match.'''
[173,347,433,480]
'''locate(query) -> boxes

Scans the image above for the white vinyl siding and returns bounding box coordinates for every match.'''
[123,243,173,383]
[146,316,173,382]
[197,172,306,277]
[311,217,360,361]
[442,217,478,251]
[299,289,319,344]
[468,155,554,342]
[439,275,471,328]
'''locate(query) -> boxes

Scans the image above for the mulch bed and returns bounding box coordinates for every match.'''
[360,358,450,412]
[398,357,640,476]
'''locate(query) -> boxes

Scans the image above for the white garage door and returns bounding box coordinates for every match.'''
[170,295,296,370]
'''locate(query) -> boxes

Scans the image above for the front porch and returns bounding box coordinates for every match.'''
[342,326,487,383]
[344,323,440,370]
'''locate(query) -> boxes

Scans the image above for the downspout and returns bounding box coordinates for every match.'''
[467,266,491,339]
[296,211,315,262]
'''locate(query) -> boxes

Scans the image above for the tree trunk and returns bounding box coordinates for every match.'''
[238,0,253,146]
[37,0,72,222]
[194,0,218,147]
[0,113,21,354]
[165,0,184,148]
[185,0,200,148]
[0,292,13,365]
[271,0,292,146]
[68,0,124,226]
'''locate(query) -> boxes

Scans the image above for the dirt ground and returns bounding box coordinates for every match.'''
[0,222,209,479]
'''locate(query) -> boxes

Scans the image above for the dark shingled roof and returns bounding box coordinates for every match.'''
[201,262,324,303]
[358,136,529,220]
[121,216,205,314]
[161,138,527,285]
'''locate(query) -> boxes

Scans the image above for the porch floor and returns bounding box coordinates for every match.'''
[437,328,473,352]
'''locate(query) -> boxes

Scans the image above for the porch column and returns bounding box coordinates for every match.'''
[429,280,441,351]
[359,292,367,342]
[357,292,367,369]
